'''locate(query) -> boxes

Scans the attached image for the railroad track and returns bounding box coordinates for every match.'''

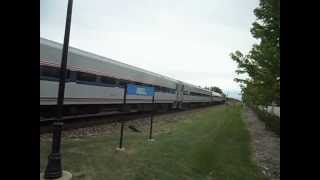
[40,110,139,125]
[40,104,223,134]
[40,109,183,134]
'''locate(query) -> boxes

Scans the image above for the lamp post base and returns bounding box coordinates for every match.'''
[116,147,126,151]
[40,171,72,180]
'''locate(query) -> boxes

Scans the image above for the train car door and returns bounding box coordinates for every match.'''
[175,83,184,108]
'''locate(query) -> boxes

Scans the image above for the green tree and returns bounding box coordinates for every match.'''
[210,86,223,94]
[230,0,279,106]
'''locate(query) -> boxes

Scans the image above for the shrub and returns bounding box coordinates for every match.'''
[252,106,280,136]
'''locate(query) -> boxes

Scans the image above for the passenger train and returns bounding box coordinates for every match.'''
[40,37,225,118]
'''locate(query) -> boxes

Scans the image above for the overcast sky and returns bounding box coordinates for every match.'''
[41,0,259,100]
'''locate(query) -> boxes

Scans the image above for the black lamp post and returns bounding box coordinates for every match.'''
[44,0,73,178]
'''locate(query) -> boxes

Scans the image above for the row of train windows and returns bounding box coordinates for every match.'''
[183,91,210,97]
[190,92,211,97]
[40,65,176,94]
[40,66,70,79]
[154,86,176,94]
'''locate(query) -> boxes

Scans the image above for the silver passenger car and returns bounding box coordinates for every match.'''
[40,37,224,116]
[41,38,178,105]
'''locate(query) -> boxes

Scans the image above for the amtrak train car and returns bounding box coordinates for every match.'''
[211,91,226,104]
[40,37,225,118]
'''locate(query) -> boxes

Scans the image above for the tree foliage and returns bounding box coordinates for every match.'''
[204,86,224,94]
[210,86,223,94]
[230,0,280,106]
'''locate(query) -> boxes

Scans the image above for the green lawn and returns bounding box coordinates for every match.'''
[40,105,266,180]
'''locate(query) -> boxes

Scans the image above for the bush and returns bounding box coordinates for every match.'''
[252,106,280,136]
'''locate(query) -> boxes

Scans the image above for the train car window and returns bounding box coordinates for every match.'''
[189,91,210,97]
[40,65,70,80]
[40,66,60,79]
[152,86,176,94]
[169,88,176,94]
[69,71,77,81]
[100,76,116,85]
[154,86,160,92]
[162,87,167,93]
[165,87,170,93]
[118,79,129,87]
[77,72,97,82]
[135,82,143,86]
[66,70,71,79]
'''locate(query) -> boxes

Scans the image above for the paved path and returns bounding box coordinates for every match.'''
[243,107,280,180]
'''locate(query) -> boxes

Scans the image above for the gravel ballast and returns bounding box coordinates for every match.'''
[243,107,280,180]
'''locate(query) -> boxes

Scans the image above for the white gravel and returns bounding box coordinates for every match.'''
[243,106,280,180]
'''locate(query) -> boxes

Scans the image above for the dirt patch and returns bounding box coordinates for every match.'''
[243,107,280,180]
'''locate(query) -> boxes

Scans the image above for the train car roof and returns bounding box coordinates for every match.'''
[179,81,212,94]
[40,37,219,93]
[41,37,179,84]
[212,91,223,97]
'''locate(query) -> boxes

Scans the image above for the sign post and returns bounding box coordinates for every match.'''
[124,83,155,142]
[44,0,73,179]
[117,121,125,150]
[117,83,127,151]
[148,95,155,141]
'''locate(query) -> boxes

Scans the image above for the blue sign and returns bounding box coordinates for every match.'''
[127,84,155,96]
